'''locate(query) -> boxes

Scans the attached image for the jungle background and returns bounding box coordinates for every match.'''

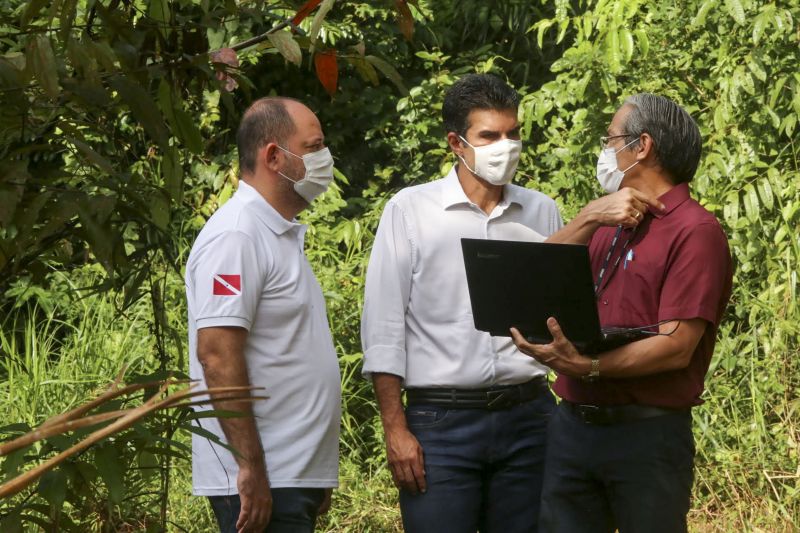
[0,0,798,531]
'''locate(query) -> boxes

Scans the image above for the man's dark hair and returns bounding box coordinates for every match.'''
[442,74,520,137]
[236,97,298,175]
[622,94,702,184]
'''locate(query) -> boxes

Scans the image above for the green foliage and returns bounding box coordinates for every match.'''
[0,272,189,531]
[1,0,799,530]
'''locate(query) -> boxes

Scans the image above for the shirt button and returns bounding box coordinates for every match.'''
[603,300,608,305]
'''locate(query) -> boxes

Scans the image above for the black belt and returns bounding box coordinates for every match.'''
[562,400,688,425]
[405,377,547,411]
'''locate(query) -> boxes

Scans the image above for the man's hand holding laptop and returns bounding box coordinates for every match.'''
[510,318,589,378]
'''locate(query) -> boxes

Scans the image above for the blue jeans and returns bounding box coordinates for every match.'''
[400,389,555,533]
[208,488,325,533]
[540,403,695,533]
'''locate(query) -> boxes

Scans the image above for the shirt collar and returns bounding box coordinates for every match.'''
[440,166,523,210]
[236,180,303,236]
[652,182,691,219]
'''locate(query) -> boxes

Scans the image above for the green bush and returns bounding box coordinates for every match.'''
[1,0,798,530]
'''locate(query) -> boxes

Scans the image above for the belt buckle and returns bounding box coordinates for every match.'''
[486,389,515,410]
[577,404,607,425]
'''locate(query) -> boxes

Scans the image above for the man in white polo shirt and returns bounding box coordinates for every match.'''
[186,97,340,533]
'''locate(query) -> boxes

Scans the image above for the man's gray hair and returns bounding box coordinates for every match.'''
[236,97,298,176]
[622,94,702,184]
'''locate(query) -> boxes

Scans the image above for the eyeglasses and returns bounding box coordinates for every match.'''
[600,134,630,148]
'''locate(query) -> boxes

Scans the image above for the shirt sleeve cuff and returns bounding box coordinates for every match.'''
[196,316,252,330]
[658,304,718,326]
[361,345,407,380]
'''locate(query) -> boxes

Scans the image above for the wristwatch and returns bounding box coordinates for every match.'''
[587,357,600,380]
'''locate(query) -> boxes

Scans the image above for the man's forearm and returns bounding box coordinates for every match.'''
[546,208,601,244]
[198,329,266,473]
[546,188,664,244]
[595,319,707,378]
[372,373,407,433]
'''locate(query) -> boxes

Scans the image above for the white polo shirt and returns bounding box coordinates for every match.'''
[186,180,340,495]
[361,167,563,388]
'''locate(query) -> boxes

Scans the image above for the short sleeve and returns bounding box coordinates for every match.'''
[658,222,732,326]
[188,231,267,330]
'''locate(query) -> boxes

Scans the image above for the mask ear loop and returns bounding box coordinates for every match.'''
[617,137,642,173]
[456,136,480,176]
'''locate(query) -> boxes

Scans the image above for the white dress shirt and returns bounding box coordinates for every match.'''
[361,167,563,388]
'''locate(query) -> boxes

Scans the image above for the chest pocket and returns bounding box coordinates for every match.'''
[611,245,663,326]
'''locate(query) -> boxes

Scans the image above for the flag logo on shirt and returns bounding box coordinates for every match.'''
[213,274,241,296]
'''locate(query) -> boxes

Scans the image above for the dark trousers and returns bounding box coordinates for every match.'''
[400,390,555,533]
[540,402,695,533]
[208,488,325,533]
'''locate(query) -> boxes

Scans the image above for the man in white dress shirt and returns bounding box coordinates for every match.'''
[361,74,561,532]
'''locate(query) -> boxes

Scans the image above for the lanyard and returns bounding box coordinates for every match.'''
[594,225,637,297]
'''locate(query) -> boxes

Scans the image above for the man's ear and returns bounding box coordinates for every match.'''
[636,132,655,163]
[447,132,464,156]
[262,142,281,171]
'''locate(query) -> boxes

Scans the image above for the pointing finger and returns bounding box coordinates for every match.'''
[632,189,665,212]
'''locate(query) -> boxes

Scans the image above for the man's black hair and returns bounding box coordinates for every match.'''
[442,74,520,137]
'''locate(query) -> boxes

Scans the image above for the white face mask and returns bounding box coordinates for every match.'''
[277,146,335,203]
[458,136,522,186]
[595,138,640,193]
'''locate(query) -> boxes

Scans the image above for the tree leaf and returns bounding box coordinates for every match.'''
[95,444,125,504]
[149,0,169,24]
[533,20,554,50]
[37,469,68,508]
[366,55,408,95]
[149,190,171,230]
[162,147,184,203]
[0,162,29,226]
[291,0,323,26]
[76,198,116,275]
[619,28,634,62]
[110,75,168,148]
[757,179,774,211]
[21,0,50,28]
[68,137,115,174]
[314,50,338,97]
[28,35,59,99]
[58,0,79,41]
[725,0,746,25]
[395,0,414,41]
[309,0,335,50]
[752,12,768,45]
[348,56,379,86]
[692,0,715,27]
[633,29,649,57]
[604,29,620,71]
[743,183,760,222]
[268,30,302,66]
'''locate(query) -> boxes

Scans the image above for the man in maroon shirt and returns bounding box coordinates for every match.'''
[512,94,733,532]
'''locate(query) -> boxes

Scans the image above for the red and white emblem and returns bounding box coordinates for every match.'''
[213,274,241,296]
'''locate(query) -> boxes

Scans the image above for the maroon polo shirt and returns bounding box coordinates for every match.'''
[552,183,733,408]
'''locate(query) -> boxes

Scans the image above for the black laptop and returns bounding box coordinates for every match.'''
[461,238,649,354]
